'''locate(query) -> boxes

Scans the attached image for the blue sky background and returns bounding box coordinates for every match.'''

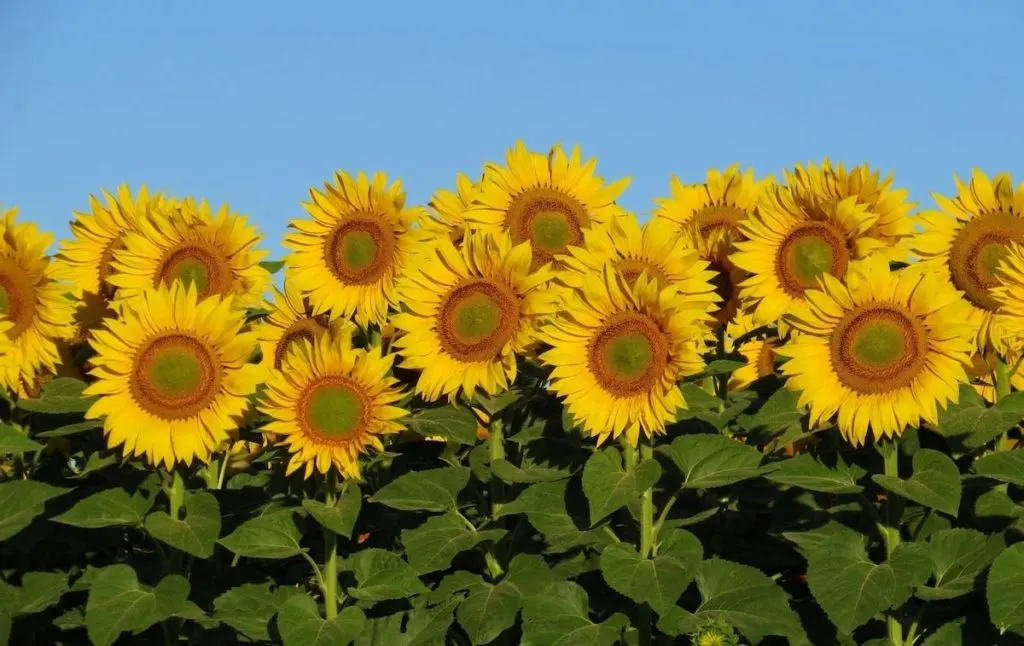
[1,0,1021,259]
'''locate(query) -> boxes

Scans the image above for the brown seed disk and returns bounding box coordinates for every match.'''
[948,210,1024,310]
[154,241,233,297]
[274,318,328,369]
[588,312,670,396]
[131,334,220,419]
[693,203,745,241]
[505,187,589,263]
[830,305,928,395]
[436,278,521,362]
[775,220,850,297]
[0,257,37,339]
[297,375,370,445]
[324,216,396,285]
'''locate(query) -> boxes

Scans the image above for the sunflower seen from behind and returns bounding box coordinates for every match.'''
[0,208,76,395]
[285,171,425,327]
[911,170,1024,353]
[540,266,709,447]
[110,198,271,310]
[258,276,356,374]
[84,283,266,468]
[259,335,408,480]
[464,141,630,268]
[392,229,555,402]
[777,258,973,446]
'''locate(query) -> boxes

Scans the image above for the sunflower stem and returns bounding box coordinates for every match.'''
[323,471,340,620]
[880,441,905,646]
[995,360,1015,451]
[714,326,728,407]
[637,439,656,646]
[215,452,230,489]
[489,419,505,519]
[168,469,186,522]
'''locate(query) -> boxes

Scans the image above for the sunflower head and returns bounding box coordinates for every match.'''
[464,141,631,268]
[990,241,1024,354]
[966,350,1024,403]
[84,282,266,468]
[777,257,974,446]
[259,335,409,480]
[726,313,777,391]
[108,198,271,310]
[284,171,425,327]
[540,266,709,446]
[424,172,481,244]
[392,228,556,402]
[654,164,772,244]
[910,170,1024,352]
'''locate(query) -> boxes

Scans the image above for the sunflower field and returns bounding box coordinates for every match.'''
[2,142,1024,646]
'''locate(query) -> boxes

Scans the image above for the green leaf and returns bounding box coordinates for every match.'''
[581,447,662,526]
[599,528,702,614]
[260,260,286,274]
[521,581,629,646]
[400,511,507,574]
[457,555,555,645]
[349,548,428,602]
[17,378,97,414]
[71,451,119,479]
[0,480,68,541]
[10,571,68,615]
[936,385,1023,448]
[764,453,866,494]
[354,597,460,646]
[887,542,933,608]
[696,359,746,377]
[491,458,570,483]
[34,420,104,438]
[85,565,190,646]
[214,582,298,642]
[54,607,85,631]
[497,480,603,553]
[918,529,1004,600]
[987,542,1024,633]
[277,594,366,646]
[807,530,896,633]
[474,388,520,415]
[52,487,153,528]
[737,387,803,434]
[973,451,1024,486]
[368,467,470,512]
[920,620,963,646]
[0,423,43,454]
[304,485,362,539]
[872,449,961,516]
[664,433,764,489]
[405,406,478,445]
[219,510,303,559]
[145,491,221,558]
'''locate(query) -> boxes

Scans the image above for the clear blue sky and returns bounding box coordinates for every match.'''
[1,1,1021,259]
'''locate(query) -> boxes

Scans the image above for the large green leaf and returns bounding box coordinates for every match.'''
[806,530,896,633]
[52,487,152,528]
[987,542,1024,633]
[737,387,804,434]
[85,565,190,646]
[521,581,628,646]
[936,386,1024,447]
[497,480,603,553]
[972,451,1024,486]
[145,491,221,559]
[917,529,1004,600]
[277,594,365,646]
[457,555,555,645]
[0,423,43,454]
[349,549,428,602]
[405,406,479,445]
[491,458,570,483]
[219,510,303,559]
[354,597,461,646]
[303,485,362,540]
[599,528,702,614]
[400,511,507,574]
[368,467,470,512]
[872,448,961,516]
[664,433,764,489]
[6,571,68,616]
[214,582,299,642]
[0,480,68,541]
[581,447,661,525]
[920,620,964,646]
[765,453,866,494]
[34,420,104,438]
[18,378,97,414]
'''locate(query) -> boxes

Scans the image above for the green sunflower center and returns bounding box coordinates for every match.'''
[531,211,573,254]
[831,306,928,394]
[777,221,850,296]
[156,243,231,298]
[304,380,366,439]
[131,334,220,419]
[506,187,590,266]
[949,211,1024,310]
[326,218,395,285]
[0,258,37,339]
[589,313,669,396]
[172,258,211,295]
[438,279,521,362]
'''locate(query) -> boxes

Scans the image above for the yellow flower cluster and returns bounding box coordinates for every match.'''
[2,142,1022,476]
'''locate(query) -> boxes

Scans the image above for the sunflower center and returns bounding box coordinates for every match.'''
[776,221,850,296]
[155,242,232,298]
[948,210,1024,310]
[437,278,521,362]
[0,258,37,339]
[506,187,590,264]
[325,217,395,285]
[302,379,366,439]
[274,318,328,369]
[589,313,669,396]
[694,204,744,240]
[706,258,740,326]
[131,334,220,419]
[831,305,928,394]
[614,258,668,287]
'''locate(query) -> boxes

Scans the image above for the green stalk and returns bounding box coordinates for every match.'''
[635,439,656,646]
[168,469,186,521]
[995,360,1014,451]
[881,443,904,646]
[323,471,340,620]
[489,419,505,518]
[714,326,728,408]
[164,470,187,645]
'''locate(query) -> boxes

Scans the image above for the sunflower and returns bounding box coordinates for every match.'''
[259,335,408,479]
[84,283,266,468]
[424,172,481,244]
[0,208,76,395]
[109,198,270,310]
[726,313,777,391]
[557,214,720,319]
[910,170,1024,353]
[464,141,630,268]
[991,241,1024,353]
[285,171,425,327]
[540,266,710,446]
[732,182,886,326]
[966,351,1024,403]
[777,258,973,446]
[392,229,556,402]
[258,276,356,373]
[784,160,915,259]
